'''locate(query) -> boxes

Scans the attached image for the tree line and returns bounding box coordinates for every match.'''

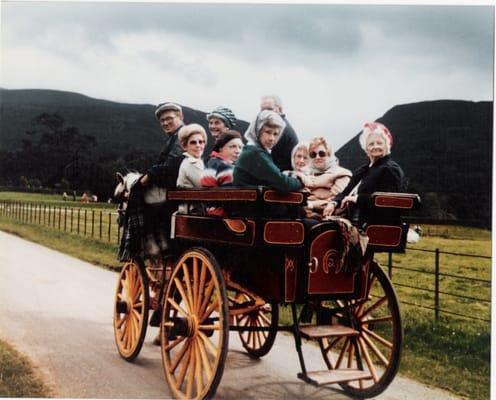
[0,113,152,199]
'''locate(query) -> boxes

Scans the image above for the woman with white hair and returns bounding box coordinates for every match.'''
[323,122,405,223]
[290,142,310,173]
[233,110,303,192]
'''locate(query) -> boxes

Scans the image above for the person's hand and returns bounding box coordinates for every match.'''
[140,174,150,186]
[341,195,357,208]
[323,201,337,217]
[311,199,328,210]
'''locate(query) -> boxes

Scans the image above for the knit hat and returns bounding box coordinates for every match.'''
[178,123,207,149]
[155,102,182,119]
[359,121,393,155]
[213,130,243,152]
[206,106,237,129]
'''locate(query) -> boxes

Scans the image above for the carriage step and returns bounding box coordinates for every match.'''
[299,324,359,339]
[298,369,371,386]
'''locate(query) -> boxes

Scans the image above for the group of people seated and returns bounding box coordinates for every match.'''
[124,96,405,259]
[153,99,404,225]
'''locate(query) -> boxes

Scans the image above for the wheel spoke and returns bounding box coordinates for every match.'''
[193,257,199,312]
[362,315,393,324]
[197,336,213,380]
[362,326,393,349]
[358,337,378,382]
[175,342,192,390]
[167,297,189,318]
[181,262,195,310]
[335,337,350,369]
[170,338,192,374]
[173,277,193,313]
[164,336,186,352]
[359,296,387,319]
[198,280,215,318]
[347,340,355,368]
[186,340,195,399]
[200,298,219,323]
[198,330,218,357]
[362,331,389,366]
[259,311,271,325]
[194,340,203,396]
[197,261,207,313]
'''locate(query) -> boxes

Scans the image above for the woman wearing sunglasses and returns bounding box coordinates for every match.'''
[176,123,207,214]
[323,122,405,225]
[299,137,352,219]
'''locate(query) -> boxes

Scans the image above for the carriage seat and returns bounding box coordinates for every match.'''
[364,192,421,253]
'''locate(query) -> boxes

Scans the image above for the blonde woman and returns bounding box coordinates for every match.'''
[299,137,352,219]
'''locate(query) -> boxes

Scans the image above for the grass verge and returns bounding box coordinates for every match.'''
[0,338,51,397]
[0,216,120,271]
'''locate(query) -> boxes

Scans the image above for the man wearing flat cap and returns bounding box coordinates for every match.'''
[137,102,186,345]
[140,102,185,187]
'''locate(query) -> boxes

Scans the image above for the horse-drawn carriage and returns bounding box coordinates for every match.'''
[112,186,420,399]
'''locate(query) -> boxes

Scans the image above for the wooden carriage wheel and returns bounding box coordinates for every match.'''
[234,292,278,358]
[113,259,149,361]
[318,261,402,398]
[160,248,229,400]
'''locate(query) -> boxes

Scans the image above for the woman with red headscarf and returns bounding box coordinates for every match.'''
[323,122,405,224]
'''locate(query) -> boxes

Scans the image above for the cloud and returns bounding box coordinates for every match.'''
[1,2,493,149]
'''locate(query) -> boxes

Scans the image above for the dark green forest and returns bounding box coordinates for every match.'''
[0,89,492,226]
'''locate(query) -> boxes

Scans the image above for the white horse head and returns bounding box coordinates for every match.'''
[113,171,141,202]
[113,171,167,206]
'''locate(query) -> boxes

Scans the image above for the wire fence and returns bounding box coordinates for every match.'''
[383,248,491,324]
[1,199,491,324]
[0,200,122,244]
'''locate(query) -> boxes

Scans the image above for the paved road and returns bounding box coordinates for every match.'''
[0,231,459,399]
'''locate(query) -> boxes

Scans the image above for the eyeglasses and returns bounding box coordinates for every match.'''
[188,139,205,145]
[309,150,327,158]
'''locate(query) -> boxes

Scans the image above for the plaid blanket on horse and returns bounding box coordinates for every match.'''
[118,185,146,261]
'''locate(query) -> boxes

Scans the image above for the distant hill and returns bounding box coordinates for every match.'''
[0,88,248,155]
[336,100,493,227]
[1,89,492,226]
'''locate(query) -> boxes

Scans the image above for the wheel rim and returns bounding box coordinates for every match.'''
[234,292,278,358]
[319,262,402,398]
[161,249,228,400]
[113,260,149,360]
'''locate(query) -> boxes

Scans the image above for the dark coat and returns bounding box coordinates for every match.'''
[334,155,405,224]
[270,116,298,172]
[146,125,185,188]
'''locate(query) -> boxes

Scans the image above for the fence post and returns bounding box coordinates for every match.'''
[84,209,87,235]
[108,212,111,242]
[91,210,95,237]
[64,207,67,231]
[78,209,81,234]
[70,208,74,232]
[388,252,393,278]
[99,211,102,239]
[434,248,440,322]
[58,207,61,230]
[117,221,121,244]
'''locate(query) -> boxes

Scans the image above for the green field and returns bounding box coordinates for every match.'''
[0,191,115,209]
[0,192,491,400]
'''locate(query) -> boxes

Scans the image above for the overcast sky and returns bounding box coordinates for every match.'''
[1,1,493,149]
